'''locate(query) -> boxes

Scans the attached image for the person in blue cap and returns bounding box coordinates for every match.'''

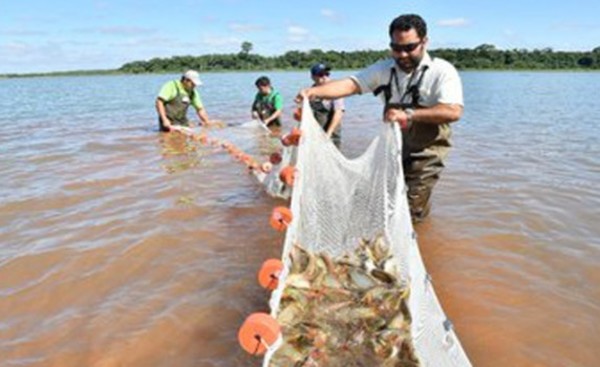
[308,63,345,149]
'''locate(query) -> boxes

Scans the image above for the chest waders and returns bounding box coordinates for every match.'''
[373,64,451,222]
[159,81,193,132]
[253,92,281,127]
[309,99,341,148]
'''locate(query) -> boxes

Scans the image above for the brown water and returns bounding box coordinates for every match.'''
[1,72,599,366]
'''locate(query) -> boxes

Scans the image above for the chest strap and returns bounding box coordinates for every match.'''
[373,64,429,109]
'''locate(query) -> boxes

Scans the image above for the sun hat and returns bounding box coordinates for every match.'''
[183,70,202,86]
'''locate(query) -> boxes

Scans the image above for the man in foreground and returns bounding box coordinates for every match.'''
[297,14,463,222]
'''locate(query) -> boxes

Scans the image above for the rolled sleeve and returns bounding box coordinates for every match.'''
[351,59,394,94]
[158,82,176,102]
[436,67,463,106]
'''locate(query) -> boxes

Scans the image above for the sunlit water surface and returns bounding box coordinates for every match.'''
[0,71,599,366]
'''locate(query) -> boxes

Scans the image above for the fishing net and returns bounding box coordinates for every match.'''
[259,98,471,366]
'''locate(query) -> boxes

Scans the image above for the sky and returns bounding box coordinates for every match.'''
[1,0,599,74]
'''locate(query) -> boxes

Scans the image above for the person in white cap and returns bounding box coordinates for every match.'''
[155,70,217,132]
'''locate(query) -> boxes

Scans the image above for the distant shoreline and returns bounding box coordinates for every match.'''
[2,45,599,77]
[3,68,600,79]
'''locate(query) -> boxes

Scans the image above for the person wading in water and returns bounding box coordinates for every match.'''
[156,70,219,132]
[297,14,464,222]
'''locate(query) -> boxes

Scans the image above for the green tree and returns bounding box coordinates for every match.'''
[241,41,253,55]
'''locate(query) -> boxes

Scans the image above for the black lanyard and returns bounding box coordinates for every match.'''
[393,65,429,107]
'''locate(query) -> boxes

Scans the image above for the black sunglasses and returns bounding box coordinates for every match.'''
[389,41,422,53]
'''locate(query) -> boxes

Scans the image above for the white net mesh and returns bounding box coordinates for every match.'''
[261,98,471,367]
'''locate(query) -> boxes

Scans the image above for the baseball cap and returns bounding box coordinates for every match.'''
[183,70,202,86]
[310,63,331,76]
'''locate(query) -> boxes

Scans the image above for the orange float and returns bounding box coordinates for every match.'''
[269,152,282,165]
[281,135,292,147]
[258,258,284,290]
[281,127,302,147]
[238,313,281,355]
[293,107,302,122]
[242,155,253,165]
[279,165,296,186]
[270,206,292,232]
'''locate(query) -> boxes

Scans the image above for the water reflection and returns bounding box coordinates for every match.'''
[0,71,599,367]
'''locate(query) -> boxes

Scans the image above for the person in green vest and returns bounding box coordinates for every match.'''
[251,76,283,127]
[308,63,345,149]
[155,70,218,132]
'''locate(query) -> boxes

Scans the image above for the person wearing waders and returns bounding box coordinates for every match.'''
[296,14,463,222]
[156,70,217,132]
[308,63,345,149]
[251,76,283,128]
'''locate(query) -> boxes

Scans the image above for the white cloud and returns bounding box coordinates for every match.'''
[437,18,469,27]
[110,36,176,48]
[0,41,86,73]
[2,42,29,53]
[0,29,47,36]
[97,26,156,35]
[287,26,309,42]
[229,23,264,33]
[551,22,600,31]
[73,26,156,35]
[199,35,243,47]
[321,9,336,18]
[288,26,308,36]
[93,1,110,10]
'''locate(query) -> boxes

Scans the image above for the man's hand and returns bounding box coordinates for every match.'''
[206,120,225,128]
[170,125,194,136]
[295,88,314,104]
[384,107,410,130]
[162,118,173,131]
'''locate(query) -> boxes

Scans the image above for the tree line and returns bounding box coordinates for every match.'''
[119,43,600,73]
[2,43,599,78]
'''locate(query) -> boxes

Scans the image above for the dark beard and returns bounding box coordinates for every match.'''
[395,54,422,73]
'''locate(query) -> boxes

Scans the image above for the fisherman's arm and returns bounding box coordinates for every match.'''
[297,78,360,102]
[155,98,172,131]
[263,108,282,125]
